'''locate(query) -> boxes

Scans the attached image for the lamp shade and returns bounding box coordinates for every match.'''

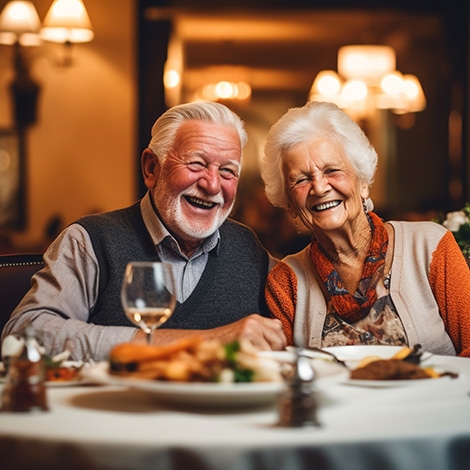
[0,1,41,34]
[309,70,341,97]
[40,0,94,43]
[338,45,395,86]
[308,70,344,107]
[402,74,426,112]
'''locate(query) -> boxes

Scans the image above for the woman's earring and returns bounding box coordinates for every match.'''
[362,198,368,214]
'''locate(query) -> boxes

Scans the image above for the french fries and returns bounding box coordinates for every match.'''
[109,337,282,383]
[110,336,204,364]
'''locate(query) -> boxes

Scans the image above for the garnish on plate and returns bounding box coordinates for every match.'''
[43,355,83,382]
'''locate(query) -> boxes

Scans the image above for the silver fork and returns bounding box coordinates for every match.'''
[298,346,349,368]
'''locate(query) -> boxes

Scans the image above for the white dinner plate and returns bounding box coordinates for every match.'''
[82,362,285,408]
[0,376,88,387]
[342,376,452,388]
[43,378,90,387]
[322,345,455,388]
[0,361,90,387]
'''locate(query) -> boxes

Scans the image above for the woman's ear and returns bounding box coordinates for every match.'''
[141,149,160,189]
[360,183,370,201]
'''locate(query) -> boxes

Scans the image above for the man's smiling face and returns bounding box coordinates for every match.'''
[151,120,241,253]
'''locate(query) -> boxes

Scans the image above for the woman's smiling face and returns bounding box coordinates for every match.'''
[283,138,369,236]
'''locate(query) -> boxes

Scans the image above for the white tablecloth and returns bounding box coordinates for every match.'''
[1,354,470,470]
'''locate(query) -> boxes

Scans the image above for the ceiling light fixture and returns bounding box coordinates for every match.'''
[309,45,426,120]
[200,81,252,102]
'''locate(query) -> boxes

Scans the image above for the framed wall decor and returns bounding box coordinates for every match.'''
[0,128,25,230]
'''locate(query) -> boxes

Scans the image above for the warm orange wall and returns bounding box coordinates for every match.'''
[0,0,137,250]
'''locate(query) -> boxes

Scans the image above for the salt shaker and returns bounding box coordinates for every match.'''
[278,347,319,427]
[1,326,49,412]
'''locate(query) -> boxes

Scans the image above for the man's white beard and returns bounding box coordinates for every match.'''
[155,182,235,241]
[172,194,235,239]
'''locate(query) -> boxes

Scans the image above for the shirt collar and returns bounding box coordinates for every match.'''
[140,192,220,258]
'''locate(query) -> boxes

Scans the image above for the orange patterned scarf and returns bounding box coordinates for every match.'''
[310,212,388,324]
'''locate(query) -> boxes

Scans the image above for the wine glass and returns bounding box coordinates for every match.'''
[121,262,177,344]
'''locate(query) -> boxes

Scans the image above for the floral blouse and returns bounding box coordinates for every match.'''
[321,266,408,347]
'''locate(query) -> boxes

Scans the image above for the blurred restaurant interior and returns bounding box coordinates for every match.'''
[0,0,468,258]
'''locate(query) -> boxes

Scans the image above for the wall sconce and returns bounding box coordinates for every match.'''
[40,0,94,66]
[0,0,94,126]
[309,45,426,120]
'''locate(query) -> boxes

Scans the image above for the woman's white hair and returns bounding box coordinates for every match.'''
[262,101,378,210]
[147,101,247,162]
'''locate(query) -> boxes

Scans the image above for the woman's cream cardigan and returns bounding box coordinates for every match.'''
[266,221,470,356]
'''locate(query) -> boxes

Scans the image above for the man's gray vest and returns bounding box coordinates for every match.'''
[76,202,271,330]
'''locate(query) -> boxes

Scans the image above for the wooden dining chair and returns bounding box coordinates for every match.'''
[0,253,44,334]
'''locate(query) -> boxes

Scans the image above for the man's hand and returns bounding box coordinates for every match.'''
[135,314,287,351]
[210,314,287,351]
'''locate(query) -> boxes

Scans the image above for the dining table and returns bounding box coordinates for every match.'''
[0,347,469,470]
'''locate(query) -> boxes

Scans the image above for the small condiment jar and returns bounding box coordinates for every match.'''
[278,348,319,427]
[1,335,25,373]
[1,327,49,412]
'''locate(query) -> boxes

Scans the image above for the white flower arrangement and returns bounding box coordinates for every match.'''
[440,203,470,258]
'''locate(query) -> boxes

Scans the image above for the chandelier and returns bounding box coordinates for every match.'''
[308,45,426,119]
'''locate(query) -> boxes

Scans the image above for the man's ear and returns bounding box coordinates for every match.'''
[141,148,160,189]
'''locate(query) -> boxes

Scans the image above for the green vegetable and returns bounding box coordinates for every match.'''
[233,368,254,383]
[42,355,62,369]
[223,340,255,383]
[224,340,240,363]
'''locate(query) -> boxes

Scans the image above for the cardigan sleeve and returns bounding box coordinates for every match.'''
[265,261,298,346]
[428,230,470,357]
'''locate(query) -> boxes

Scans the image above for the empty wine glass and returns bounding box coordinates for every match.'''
[121,262,177,344]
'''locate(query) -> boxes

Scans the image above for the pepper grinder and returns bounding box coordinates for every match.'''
[1,326,49,412]
[278,347,319,427]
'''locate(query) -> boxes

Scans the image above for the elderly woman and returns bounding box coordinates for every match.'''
[262,101,470,357]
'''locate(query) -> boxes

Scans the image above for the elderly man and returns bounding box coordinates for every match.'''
[2,102,286,360]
